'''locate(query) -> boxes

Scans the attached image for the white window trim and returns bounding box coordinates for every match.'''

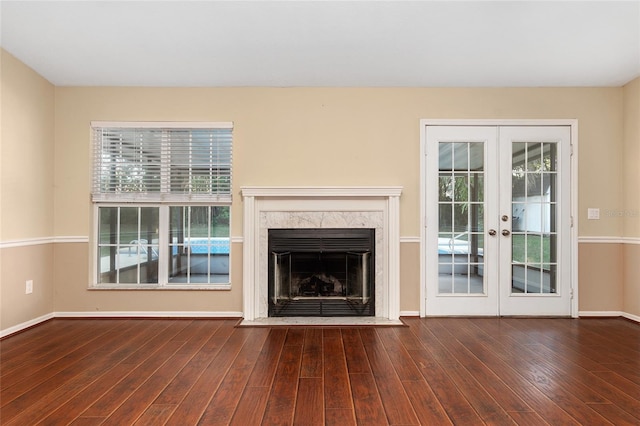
[91,121,233,129]
[90,204,232,291]
[90,121,233,290]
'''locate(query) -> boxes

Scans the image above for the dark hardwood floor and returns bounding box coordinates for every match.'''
[1,317,639,425]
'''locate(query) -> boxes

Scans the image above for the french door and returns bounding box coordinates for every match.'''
[424,125,573,316]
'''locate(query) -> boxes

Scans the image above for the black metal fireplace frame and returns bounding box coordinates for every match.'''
[267,228,375,317]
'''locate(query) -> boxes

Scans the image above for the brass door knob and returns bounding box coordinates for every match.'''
[488,229,497,236]
[502,229,511,236]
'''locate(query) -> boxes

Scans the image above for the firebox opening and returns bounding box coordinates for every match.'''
[268,228,375,317]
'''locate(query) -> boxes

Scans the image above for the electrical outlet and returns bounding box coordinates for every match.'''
[587,208,600,220]
[26,280,33,294]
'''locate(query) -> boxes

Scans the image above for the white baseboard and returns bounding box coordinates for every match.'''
[4,310,636,338]
[0,313,55,338]
[1,311,243,338]
[578,310,624,317]
[55,311,244,319]
[622,312,640,323]
[579,310,640,323]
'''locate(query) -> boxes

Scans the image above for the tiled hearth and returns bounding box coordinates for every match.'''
[240,186,402,325]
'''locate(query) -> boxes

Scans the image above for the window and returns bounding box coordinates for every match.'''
[92,122,232,288]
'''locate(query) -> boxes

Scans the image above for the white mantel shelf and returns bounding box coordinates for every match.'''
[241,186,403,322]
[241,186,403,198]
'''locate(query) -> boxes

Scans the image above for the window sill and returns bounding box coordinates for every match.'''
[89,284,232,291]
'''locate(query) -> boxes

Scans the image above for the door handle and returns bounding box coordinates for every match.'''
[488,229,497,236]
[501,229,511,236]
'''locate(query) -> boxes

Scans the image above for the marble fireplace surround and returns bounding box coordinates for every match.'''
[241,186,402,325]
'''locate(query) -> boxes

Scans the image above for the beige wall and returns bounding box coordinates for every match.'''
[53,86,626,315]
[54,86,625,238]
[1,50,55,331]
[1,51,55,240]
[623,77,640,238]
[2,50,639,332]
[578,243,625,312]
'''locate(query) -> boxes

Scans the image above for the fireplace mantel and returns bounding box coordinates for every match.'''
[241,186,402,323]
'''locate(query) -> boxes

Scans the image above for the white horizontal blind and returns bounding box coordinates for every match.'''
[92,123,232,203]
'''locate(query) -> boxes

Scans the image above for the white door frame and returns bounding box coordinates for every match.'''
[419,119,579,318]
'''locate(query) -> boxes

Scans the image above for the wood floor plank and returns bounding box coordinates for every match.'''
[361,329,419,425]
[197,328,270,426]
[425,318,533,413]
[300,328,323,378]
[1,320,99,375]
[0,317,638,426]
[229,386,270,425]
[402,379,453,425]
[324,408,357,426]
[408,348,485,425]
[375,327,422,381]
[100,351,193,425]
[284,327,305,346]
[1,319,123,396]
[586,402,640,426]
[341,328,371,374]
[261,341,303,425]
[506,410,551,426]
[133,404,177,425]
[323,331,353,410]
[245,328,287,388]
[349,373,389,425]
[163,327,253,425]
[80,340,186,418]
[37,363,139,425]
[152,319,234,405]
[443,363,517,425]
[294,377,324,426]
[507,384,581,426]
[1,320,167,423]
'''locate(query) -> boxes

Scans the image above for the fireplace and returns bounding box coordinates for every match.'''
[241,186,402,323]
[268,228,375,317]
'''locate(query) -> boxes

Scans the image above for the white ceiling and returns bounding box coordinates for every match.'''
[1,1,639,87]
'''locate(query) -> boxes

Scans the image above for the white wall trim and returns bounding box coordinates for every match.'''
[0,236,89,248]
[4,235,636,249]
[400,236,420,243]
[400,311,420,317]
[0,237,56,248]
[578,236,640,245]
[0,313,55,338]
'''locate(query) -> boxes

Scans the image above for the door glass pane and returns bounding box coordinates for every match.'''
[438,142,485,295]
[511,142,557,294]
